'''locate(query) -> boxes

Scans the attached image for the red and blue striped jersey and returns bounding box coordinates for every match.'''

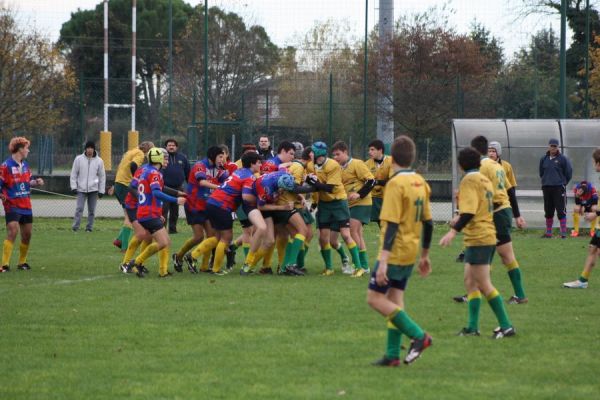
[260,155,287,174]
[207,168,255,212]
[224,161,238,176]
[243,171,285,207]
[136,165,165,221]
[124,167,144,210]
[186,159,229,212]
[0,158,33,215]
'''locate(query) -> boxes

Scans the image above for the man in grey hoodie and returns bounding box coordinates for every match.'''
[70,141,106,232]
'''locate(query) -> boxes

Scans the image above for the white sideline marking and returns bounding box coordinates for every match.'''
[54,275,114,285]
[0,274,116,293]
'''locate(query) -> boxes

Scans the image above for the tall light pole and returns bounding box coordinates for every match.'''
[559,0,567,119]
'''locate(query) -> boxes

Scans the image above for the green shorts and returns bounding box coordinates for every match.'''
[317,199,350,229]
[114,182,129,207]
[493,207,512,243]
[464,245,496,265]
[371,197,383,222]
[369,262,414,293]
[350,205,372,225]
[271,210,293,225]
[236,207,252,228]
[300,208,314,225]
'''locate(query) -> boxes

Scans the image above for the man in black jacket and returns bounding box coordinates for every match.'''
[540,138,572,238]
[162,139,190,233]
[257,136,275,159]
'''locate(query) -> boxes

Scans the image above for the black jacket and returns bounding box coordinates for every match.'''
[163,152,190,188]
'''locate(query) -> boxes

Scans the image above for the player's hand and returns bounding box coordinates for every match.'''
[306,174,318,185]
[449,215,459,227]
[283,202,294,211]
[107,186,115,196]
[375,261,389,286]
[515,216,526,229]
[418,256,431,277]
[177,197,186,206]
[439,230,456,247]
[35,178,44,186]
[348,192,360,202]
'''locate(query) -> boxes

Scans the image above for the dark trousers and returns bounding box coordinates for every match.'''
[542,185,567,219]
[162,201,180,232]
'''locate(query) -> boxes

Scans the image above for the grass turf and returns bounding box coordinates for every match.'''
[0,218,599,399]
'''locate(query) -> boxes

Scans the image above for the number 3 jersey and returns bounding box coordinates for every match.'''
[0,158,33,215]
[378,170,432,265]
[458,170,496,247]
[136,165,165,222]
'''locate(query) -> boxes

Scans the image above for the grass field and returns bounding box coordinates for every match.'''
[1,218,599,399]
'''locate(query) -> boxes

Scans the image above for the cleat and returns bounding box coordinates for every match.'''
[455,251,465,263]
[507,295,528,304]
[560,234,566,239]
[159,271,173,278]
[541,233,553,239]
[372,356,401,367]
[492,326,516,339]
[321,269,334,276]
[453,294,468,303]
[404,333,432,364]
[120,262,133,274]
[209,269,226,276]
[113,239,122,249]
[563,279,588,289]
[136,265,145,278]
[172,253,183,273]
[286,265,305,276]
[0,265,10,273]
[258,267,273,275]
[570,230,579,237]
[341,258,351,274]
[140,265,149,274]
[17,263,31,271]
[225,245,237,270]
[240,265,254,276]
[297,267,307,275]
[183,253,199,274]
[351,268,369,278]
[457,327,480,336]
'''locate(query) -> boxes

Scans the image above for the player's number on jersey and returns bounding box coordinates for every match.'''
[138,183,146,204]
[485,190,493,212]
[414,197,424,222]
[495,170,506,191]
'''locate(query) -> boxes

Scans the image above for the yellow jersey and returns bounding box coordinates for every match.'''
[115,148,145,185]
[365,156,393,198]
[500,159,517,188]
[278,160,305,208]
[341,158,374,207]
[379,170,432,265]
[315,158,346,202]
[479,157,511,211]
[458,170,497,247]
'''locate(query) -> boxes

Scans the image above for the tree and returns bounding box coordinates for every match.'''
[0,6,74,138]
[58,0,194,135]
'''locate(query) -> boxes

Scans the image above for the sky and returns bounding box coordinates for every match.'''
[8,0,566,58]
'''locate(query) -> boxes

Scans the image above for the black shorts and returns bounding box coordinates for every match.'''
[368,261,413,294]
[139,218,165,234]
[5,212,33,225]
[125,207,137,223]
[185,208,207,225]
[590,234,600,247]
[207,204,234,231]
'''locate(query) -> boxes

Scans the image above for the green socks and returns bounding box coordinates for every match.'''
[388,308,424,340]
[321,245,333,270]
[507,268,526,299]
[334,243,348,263]
[359,249,369,270]
[348,243,362,270]
[487,290,512,329]
[467,291,482,331]
[386,322,402,359]
[122,226,132,251]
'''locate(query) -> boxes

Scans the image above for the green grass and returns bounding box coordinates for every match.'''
[1,219,599,399]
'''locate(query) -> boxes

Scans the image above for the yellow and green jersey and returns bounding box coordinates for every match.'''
[341,158,374,207]
[479,157,511,211]
[378,170,432,265]
[458,170,497,247]
[365,155,393,198]
[278,160,306,208]
[115,148,145,185]
[500,159,517,188]
[315,158,346,202]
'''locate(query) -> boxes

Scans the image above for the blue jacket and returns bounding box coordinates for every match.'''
[539,151,572,187]
[163,152,190,188]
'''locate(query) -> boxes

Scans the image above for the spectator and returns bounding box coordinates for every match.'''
[70,140,106,232]
[257,135,275,159]
[540,138,572,238]
[162,138,190,234]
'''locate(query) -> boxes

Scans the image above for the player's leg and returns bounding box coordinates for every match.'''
[329,230,349,270]
[17,218,33,270]
[318,226,334,274]
[339,224,363,276]
[572,204,582,237]
[174,222,204,272]
[212,228,233,274]
[2,218,20,271]
[495,208,527,303]
[564,238,600,288]
[280,212,307,275]
[459,262,482,335]
[240,209,267,273]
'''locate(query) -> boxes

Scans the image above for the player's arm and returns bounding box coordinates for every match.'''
[375,221,398,286]
[163,185,186,197]
[306,174,334,192]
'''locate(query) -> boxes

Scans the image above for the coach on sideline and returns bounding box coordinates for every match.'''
[540,138,572,238]
[162,138,190,234]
